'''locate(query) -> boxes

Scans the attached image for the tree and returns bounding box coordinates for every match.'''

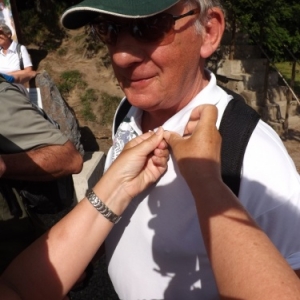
[14,0,82,49]
[223,0,300,63]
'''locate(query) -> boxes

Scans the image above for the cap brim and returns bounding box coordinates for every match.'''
[61,0,180,29]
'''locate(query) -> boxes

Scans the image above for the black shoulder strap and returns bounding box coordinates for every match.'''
[16,43,24,70]
[114,94,260,197]
[219,97,260,196]
[114,98,131,134]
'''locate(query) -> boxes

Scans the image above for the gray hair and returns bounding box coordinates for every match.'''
[183,0,223,34]
[0,23,12,37]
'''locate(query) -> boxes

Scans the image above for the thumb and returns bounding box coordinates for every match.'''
[196,105,218,129]
[131,127,165,156]
[163,130,182,149]
[186,105,218,138]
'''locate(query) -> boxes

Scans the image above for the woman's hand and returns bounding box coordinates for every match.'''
[164,105,221,183]
[100,127,168,205]
[183,104,208,137]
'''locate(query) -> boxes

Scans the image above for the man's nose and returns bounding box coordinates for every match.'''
[109,31,145,68]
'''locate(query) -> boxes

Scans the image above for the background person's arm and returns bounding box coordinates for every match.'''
[8,68,37,84]
[1,140,83,181]
[0,129,168,300]
[165,105,300,300]
[0,86,83,180]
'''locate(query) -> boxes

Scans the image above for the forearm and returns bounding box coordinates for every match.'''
[0,130,168,299]
[0,173,126,300]
[8,68,36,84]
[1,141,83,181]
[188,177,300,300]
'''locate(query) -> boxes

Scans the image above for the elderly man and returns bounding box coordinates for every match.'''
[0,23,36,84]
[0,74,83,273]
[62,0,300,299]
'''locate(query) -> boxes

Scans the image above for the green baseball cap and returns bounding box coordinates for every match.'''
[61,0,180,29]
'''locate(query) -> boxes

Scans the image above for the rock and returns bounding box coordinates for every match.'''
[33,71,84,156]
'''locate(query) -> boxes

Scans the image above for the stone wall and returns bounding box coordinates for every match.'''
[207,44,298,135]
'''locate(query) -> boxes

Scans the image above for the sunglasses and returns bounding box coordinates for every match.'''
[90,8,200,46]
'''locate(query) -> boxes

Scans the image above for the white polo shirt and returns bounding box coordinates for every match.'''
[105,71,300,300]
[0,40,32,73]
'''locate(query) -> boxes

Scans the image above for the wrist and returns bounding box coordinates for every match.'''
[86,189,122,224]
[93,173,132,216]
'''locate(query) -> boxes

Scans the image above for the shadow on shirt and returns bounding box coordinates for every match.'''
[106,158,300,299]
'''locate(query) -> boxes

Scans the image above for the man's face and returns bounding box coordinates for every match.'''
[106,2,207,117]
[0,29,10,47]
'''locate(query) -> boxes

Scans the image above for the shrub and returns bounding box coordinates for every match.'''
[80,88,98,122]
[57,70,87,96]
[101,92,122,125]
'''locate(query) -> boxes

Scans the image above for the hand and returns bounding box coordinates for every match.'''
[183,105,205,137]
[164,105,221,183]
[104,127,169,200]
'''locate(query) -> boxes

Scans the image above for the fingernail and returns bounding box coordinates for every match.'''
[155,126,163,135]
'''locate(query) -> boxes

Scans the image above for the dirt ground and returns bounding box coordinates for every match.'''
[33,28,124,154]
[32,28,300,172]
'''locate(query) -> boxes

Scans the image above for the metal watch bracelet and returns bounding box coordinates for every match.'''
[86,189,121,224]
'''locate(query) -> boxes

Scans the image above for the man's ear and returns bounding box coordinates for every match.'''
[200,8,225,58]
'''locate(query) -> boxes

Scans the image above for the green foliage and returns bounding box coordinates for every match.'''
[223,0,300,62]
[80,88,98,122]
[73,33,86,43]
[19,10,65,49]
[16,1,80,50]
[101,52,112,68]
[81,88,98,103]
[101,93,122,126]
[57,70,87,97]
[275,62,300,95]
[57,47,68,56]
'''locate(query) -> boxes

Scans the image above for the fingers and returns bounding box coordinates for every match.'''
[164,105,220,160]
[124,131,154,150]
[157,139,168,150]
[124,127,165,156]
[163,130,181,149]
[124,127,169,151]
[183,104,218,136]
[196,105,218,129]
[152,147,169,168]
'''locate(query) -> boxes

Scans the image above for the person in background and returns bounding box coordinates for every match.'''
[0,23,36,85]
[0,105,300,300]
[61,1,300,299]
[0,74,83,274]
